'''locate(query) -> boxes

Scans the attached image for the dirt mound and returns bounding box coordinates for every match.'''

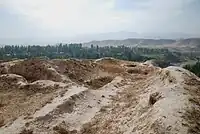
[93,58,126,74]
[96,62,124,75]
[144,60,171,68]
[0,60,23,74]
[8,59,63,82]
[85,76,114,89]
[0,74,27,89]
[0,79,69,127]
[157,69,177,84]
[80,67,200,134]
[52,59,97,83]
[20,81,64,95]
[94,57,120,64]
[126,63,156,76]
[127,68,148,75]
[1,58,200,134]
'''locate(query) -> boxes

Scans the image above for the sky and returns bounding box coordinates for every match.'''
[0,0,200,41]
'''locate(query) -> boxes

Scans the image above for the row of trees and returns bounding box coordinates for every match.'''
[0,43,181,62]
[1,43,200,77]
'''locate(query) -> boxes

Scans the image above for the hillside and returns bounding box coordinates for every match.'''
[0,58,200,134]
[83,38,200,49]
[173,38,200,48]
[83,38,176,47]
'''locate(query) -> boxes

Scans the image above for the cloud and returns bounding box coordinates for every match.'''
[0,0,200,38]
[116,0,200,34]
[2,0,132,36]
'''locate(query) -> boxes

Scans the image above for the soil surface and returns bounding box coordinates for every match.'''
[0,58,200,134]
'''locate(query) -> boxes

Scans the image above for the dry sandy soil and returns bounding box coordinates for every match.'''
[0,58,200,134]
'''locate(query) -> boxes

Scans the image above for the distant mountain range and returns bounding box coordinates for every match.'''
[83,38,175,47]
[0,31,199,45]
[83,38,200,49]
[71,31,200,43]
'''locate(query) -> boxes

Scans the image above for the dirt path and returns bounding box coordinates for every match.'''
[1,76,126,134]
[79,67,200,134]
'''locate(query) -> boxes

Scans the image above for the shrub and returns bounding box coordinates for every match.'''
[183,62,200,77]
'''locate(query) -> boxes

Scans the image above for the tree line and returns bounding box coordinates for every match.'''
[1,43,200,77]
[0,43,182,62]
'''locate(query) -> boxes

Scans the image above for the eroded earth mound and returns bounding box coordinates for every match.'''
[0,58,200,134]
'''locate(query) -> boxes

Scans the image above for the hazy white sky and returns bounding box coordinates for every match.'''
[0,0,200,38]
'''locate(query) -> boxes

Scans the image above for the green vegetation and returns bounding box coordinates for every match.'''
[0,44,181,63]
[1,43,200,76]
[183,61,200,77]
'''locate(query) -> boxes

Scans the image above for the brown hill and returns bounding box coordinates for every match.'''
[0,58,200,134]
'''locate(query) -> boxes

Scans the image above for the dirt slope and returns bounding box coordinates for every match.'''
[0,58,200,134]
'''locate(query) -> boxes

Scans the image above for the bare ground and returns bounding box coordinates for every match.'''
[0,58,200,134]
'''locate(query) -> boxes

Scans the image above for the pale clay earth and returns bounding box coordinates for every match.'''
[0,58,200,134]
